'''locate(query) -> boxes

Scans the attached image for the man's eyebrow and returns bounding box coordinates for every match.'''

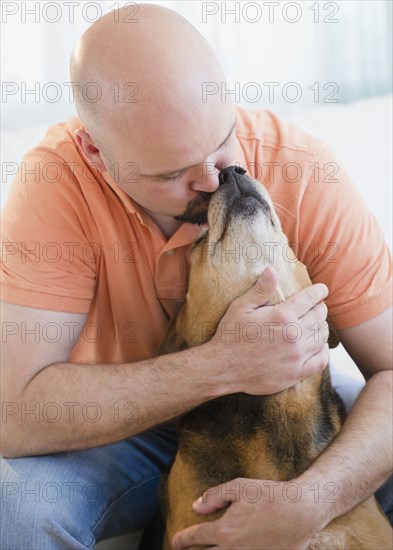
[140,119,237,178]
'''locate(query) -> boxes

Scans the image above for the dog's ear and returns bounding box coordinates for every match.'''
[293,260,313,288]
[327,317,340,349]
[270,259,313,305]
[293,261,340,349]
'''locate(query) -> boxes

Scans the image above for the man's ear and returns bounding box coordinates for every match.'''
[74,129,106,172]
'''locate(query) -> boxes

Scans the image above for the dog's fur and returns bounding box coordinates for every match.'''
[159,167,393,549]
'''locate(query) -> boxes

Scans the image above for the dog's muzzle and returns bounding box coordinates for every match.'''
[217,166,271,216]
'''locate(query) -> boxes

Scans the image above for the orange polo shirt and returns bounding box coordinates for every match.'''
[1,107,392,364]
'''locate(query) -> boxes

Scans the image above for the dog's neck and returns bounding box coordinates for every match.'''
[173,255,313,349]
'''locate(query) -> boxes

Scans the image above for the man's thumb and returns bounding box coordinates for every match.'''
[238,266,278,309]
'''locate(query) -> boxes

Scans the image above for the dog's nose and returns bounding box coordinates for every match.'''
[219,165,247,186]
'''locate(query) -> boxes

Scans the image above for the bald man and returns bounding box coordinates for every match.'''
[1,4,392,550]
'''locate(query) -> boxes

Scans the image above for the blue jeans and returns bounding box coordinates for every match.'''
[1,424,178,549]
[1,368,392,549]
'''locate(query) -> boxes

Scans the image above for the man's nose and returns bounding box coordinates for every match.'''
[191,165,221,193]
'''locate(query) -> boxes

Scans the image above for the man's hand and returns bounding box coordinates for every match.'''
[210,266,330,395]
[172,477,325,550]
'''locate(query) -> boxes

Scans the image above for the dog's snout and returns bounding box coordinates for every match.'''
[219,165,247,186]
[216,166,272,222]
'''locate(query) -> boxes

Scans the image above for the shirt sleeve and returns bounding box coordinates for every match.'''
[1,149,99,313]
[297,144,392,330]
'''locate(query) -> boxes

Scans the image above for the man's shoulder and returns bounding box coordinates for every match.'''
[21,117,83,164]
[4,116,99,222]
[234,105,324,157]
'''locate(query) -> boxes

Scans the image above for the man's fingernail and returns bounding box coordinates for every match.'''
[260,268,269,282]
[193,496,203,509]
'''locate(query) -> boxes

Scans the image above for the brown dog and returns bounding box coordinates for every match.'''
[159,166,392,549]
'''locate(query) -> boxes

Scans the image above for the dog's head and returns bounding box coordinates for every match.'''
[161,166,338,352]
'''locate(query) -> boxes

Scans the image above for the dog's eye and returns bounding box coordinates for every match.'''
[192,231,208,249]
[192,236,204,248]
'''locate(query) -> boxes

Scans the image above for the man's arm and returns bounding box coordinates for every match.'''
[172,307,393,549]
[1,270,329,458]
[297,306,393,519]
[0,302,221,457]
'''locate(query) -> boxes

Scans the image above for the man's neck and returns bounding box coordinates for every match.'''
[144,209,183,240]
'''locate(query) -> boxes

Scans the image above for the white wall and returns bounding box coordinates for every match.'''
[1,0,392,131]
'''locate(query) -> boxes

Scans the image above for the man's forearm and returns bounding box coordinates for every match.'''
[2,343,221,458]
[297,369,393,528]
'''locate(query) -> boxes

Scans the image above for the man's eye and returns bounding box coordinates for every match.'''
[161,171,184,182]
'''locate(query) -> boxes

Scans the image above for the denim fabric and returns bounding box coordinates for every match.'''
[1,424,178,549]
[1,371,392,549]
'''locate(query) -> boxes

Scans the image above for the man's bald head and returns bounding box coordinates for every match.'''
[70,3,228,158]
[70,4,236,235]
